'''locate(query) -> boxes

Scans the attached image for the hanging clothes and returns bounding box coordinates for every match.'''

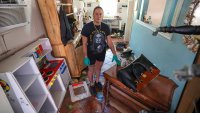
[59,7,73,46]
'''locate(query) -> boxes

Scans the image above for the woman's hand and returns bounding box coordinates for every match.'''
[112,55,121,66]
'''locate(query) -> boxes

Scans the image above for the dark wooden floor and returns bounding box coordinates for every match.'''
[59,89,120,113]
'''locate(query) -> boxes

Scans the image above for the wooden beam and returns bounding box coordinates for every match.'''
[37,0,62,45]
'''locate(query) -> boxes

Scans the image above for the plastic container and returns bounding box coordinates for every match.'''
[96,92,104,103]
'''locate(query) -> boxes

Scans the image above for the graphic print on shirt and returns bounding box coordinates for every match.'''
[90,30,106,54]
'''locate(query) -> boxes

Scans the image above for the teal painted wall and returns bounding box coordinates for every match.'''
[129,0,195,112]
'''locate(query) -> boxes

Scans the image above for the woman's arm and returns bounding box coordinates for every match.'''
[107,35,116,55]
[82,35,88,58]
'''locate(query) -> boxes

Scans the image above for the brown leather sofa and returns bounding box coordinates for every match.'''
[103,65,178,113]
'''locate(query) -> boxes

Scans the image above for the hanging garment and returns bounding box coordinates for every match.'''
[59,7,73,46]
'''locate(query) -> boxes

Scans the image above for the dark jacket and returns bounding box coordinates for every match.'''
[59,7,73,46]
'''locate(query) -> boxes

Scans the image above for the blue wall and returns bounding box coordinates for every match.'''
[129,0,195,112]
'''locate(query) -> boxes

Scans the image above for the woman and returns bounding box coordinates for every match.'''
[81,6,121,94]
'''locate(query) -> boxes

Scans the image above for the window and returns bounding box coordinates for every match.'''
[100,0,117,17]
[136,0,183,40]
[145,0,166,26]
[0,0,18,4]
[0,1,27,34]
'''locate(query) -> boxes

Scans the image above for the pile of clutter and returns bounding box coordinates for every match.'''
[70,70,105,103]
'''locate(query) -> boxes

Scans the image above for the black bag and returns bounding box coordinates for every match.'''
[117,54,159,91]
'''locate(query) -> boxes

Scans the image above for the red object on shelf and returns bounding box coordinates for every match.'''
[39,44,43,52]
[40,59,63,86]
[35,46,42,57]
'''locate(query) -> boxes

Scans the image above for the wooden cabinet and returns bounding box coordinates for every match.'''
[177,50,200,113]
[0,38,71,113]
[60,0,86,77]
[74,45,85,73]
[177,77,200,113]
[64,32,86,77]
[103,65,177,113]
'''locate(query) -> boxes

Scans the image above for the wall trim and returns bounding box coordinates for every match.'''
[136,20,172,40]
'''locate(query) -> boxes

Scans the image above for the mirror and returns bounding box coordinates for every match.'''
[136,0,184,40]
[183,0,200,53]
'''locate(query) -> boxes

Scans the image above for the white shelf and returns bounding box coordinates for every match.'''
[39,97,57,113]
[0,4,27,8]
[15,74,38,92]
[27,94,48,112]
[15,41,42,58]
[57,3,72,6]
[40,110,56,113]
[34,49,51,63]
[49,75,66,108]
[0,38,70,113]
[59,65,71,88]
[14,38,52,58]
[50,90,66,108]
[0,86,14,113]
[0,56,31,73]
[43,111,56,113]
[72,31,81,47]
[66,13,74,16]
[48,111,57,113]
[0,22,28,35]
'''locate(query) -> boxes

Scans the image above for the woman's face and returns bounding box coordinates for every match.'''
[93,8,104,24]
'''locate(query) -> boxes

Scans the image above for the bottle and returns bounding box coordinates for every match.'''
[85,77,90,85]
[99,73,105,85]
[93,74,96,82]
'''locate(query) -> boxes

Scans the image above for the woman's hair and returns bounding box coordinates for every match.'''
[93,6,103,15]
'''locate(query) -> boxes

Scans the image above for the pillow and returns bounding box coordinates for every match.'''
[117,54,160,91]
